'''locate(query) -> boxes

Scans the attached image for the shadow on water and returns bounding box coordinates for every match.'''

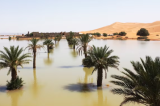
[44,53,53,66]
[17,67,42,70]
[63,83,96,92]
[58,65,83,68]
[0,86,7,92]
[64,67,96,92]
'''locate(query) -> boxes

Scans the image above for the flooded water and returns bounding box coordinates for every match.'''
[0,39,160,106]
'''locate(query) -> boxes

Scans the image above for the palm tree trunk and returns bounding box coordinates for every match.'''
[33,51,36,68]
[11,68,17,81]
[84,45,87,58]
[97,67,103,87]
[73,45,75,50]
[47,45,49,53]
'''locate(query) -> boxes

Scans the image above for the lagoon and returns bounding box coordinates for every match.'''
[0,39,160,106]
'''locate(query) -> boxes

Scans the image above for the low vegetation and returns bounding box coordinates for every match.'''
[113,32,119,35]
[137,28,150,37]
[7,77,24,90]
[9,36,11,40]
[119,31,127,36]
[103,33,107,37]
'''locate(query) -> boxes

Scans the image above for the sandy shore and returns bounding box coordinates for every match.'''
[81,21,160,41]
[92,36,160,41]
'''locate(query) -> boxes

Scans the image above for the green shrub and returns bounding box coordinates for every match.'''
[9,37,11,40]
[16,37,19,40]
[6,77,24,90]
[95,32,101,37]
[103,33,107,37]
[119,31,127,36]
[113,32,119,35]
[137,28,149,36]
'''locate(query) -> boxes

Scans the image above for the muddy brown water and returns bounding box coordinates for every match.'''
[1,39,159,106]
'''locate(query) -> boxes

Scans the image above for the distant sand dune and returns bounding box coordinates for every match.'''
[80,21,160,39]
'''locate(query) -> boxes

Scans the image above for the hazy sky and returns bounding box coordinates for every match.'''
[0,0,160,34]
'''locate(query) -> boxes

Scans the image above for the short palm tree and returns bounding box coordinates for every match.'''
[71,38,78,49]
[43,39,54,53]
[0,46,31,81]
[83,45,119,87]
[111,56,160,106]
[77,34,92,58]
[54,37,58,44]
[26,38,43,68]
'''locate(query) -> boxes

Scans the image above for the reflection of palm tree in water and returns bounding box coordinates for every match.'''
[77,67,94,92]
[83,67,93,84]
[70,49,77,58]
[44,53,53,66]
[91,88,109,106]
[55,42,59,48]
[32,68,44,97]
[33,68,38,97]
[7,90,23,106]
[68,44,72,49]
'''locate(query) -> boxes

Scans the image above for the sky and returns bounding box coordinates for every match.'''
[0,0,160,35]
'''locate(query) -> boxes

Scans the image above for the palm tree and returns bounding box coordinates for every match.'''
[77,34,92,58]
[57,35,62,42]
[43,39,54,53]
[26,38,43,68]
[0,46,31,81]
[111,56,160,106]
[82,45,119,87]
[71,38,78,49]
[54,37,58,44]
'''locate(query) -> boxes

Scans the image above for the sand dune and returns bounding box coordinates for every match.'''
[80,21,160,40]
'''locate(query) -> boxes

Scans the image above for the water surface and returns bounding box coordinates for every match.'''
[1,39,159,106]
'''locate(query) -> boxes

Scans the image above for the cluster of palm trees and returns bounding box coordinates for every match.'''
[66,32,92,58]
[0,38,56,90]
[66,33,160,106]
[54,35,62,44]
[1,34,160,106]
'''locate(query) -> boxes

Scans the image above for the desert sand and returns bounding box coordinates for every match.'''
[80,21,160,40]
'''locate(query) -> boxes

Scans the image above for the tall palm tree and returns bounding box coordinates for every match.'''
[0,46,31,81]
[83,45,119,87]
[77,34,92,58]
[26,38,43,68]
[71,38,78,49]
[43,39,54,53]
[111,56,160,106]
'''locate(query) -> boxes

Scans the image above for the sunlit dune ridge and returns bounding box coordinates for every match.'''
[80,21,160,39]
